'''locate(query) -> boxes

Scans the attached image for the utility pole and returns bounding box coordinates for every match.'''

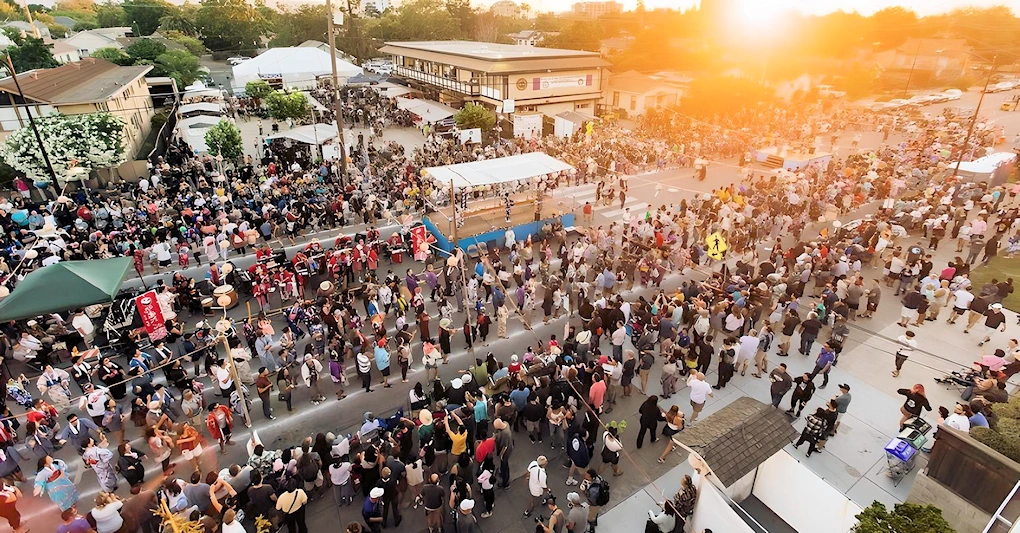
[5,55,56,182]
[325,0,349,182]
[951,55,997,178]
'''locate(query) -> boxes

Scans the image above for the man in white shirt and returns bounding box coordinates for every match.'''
[687,372,713,424]
[71,309,95,349]
[524,455,549,518]
[948,287,975,324]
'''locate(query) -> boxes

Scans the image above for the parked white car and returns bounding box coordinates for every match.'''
[227,56,251,66]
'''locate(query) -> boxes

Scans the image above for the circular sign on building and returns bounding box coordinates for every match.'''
[516,78,528,91]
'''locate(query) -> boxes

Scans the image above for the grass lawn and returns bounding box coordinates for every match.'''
[969,256,1020,312]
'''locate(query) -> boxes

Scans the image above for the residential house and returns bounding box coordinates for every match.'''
[507,30,558,47]
[52,16,78,30]
[603,70,683,116]
[61,30,123,58]
[1,21,50,40]
[873,38,974,79]
[599,36,633,56]
[0,58,155,158]
[49,41,82,64]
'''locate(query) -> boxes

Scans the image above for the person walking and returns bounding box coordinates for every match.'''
[793,407,830,457]
[808,343,835,389]
[598,427,623,477]
[979,303,1007,347]
[786,373,815,417]
[421,473,447,533]
[523,455,549,518]
[687,372,712,424]
[565,426,591,486]
[768,363,792,408]
[891,331,917,378]
[0,478,26,533]
[255,367,276,420]
[636,395,662,449]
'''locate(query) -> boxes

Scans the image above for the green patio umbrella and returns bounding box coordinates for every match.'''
[0,257,133,322]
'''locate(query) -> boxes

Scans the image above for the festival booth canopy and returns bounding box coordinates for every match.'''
[422,153,574,190]
[954,151,1017,185]
[0,257,133,322]
[182,81,223,101]
[265,123,338,145]
[178,102,224,115]
[377,82,419,99]
[232,47,362,90]
[395,97,457,123]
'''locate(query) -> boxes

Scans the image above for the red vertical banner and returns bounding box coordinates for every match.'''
[135,290,167,340]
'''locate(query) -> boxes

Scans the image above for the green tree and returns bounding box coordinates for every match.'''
[544,20,603,51]
[0,112,126,181]
[245,79,272,103]
[336,2,378,63]
[157,6,197,36]
[122,0,171,35]
[853,502,954,533]
[454,102,495,131]
[370,0,464,41]
[2,32,59,72]
[155,49,201,88]
[162,30,206,56]
[46,23,70,38]
[195,0,267,52]
[125,38,167,61]
[268,4,327,48]
[95,2,125,27]
[91,46,132,65]
[265,90,310,121]
[204,120,243,160]
[867,6,919,49]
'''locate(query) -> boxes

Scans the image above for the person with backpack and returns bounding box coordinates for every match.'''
[523,455,549,518]
[581,469,609,531]
[565,427,590,486]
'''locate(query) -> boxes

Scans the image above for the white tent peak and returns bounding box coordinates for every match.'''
[232,47,362,91]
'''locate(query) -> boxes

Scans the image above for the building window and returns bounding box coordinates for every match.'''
[576,103,590,109]
[629,95,636,111]
[612,92,619,107]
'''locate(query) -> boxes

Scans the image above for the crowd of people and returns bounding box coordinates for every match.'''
[0,82,1016,533]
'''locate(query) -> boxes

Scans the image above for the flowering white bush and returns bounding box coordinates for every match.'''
[0,112,127,185]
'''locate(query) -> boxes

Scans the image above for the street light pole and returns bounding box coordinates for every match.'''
[902,39,924,98]
[325,0,349,182]
[951,56,997,178]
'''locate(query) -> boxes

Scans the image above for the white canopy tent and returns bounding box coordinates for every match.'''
[300,91,329,112]
[181,81,224,101]
[422,153,574,190]
[232,47,362,91]
[395,97,457,123]
[179,102,224,115]
[265,123,338,145]
[377,82,420,99]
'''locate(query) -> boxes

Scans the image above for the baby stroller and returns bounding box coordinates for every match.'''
[6,376,33,408]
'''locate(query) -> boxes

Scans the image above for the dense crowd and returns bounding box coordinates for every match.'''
[0,84,1017,533]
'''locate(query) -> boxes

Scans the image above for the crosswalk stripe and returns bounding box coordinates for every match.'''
[601,202,648,219]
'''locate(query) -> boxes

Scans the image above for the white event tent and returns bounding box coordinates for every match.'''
[422,153,574,190]
[265,123,339,145]
[395,97,457,123]
[232,47,362,91]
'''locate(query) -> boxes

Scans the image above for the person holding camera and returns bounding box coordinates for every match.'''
[565,492,589,533]
[536,495,565,533]
[523,455,549,517]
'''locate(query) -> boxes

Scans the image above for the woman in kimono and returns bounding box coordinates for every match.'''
[82,437,117,492]
[36,366,72,412]
[33,456,78,511]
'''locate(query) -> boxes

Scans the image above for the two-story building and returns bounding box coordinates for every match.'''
[0,58,155,159]
[379,40,609,117]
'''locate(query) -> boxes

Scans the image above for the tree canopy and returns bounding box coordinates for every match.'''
[195,0,268,53]
[125,38,167,61]
[0,113,126,182]
[268,4,327,48]
[265,90,310,121]
[454,103,495,131]
[2,30,59,72]
[853,502,954,533]
[204,120,243,160]
[122,0,171,35]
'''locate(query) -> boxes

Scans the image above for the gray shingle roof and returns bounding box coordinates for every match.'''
[675,396,798,487]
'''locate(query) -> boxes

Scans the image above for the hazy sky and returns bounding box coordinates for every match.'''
[499,0,1020,16]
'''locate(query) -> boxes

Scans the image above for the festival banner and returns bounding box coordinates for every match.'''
[135,290,167,340]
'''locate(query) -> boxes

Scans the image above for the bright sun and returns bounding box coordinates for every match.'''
[729,0,788,30]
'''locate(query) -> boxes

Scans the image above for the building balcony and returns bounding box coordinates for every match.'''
[395,66,503,100]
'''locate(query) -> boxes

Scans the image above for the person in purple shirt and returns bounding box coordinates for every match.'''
[809,343,836,389]
[405,268,418,293]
